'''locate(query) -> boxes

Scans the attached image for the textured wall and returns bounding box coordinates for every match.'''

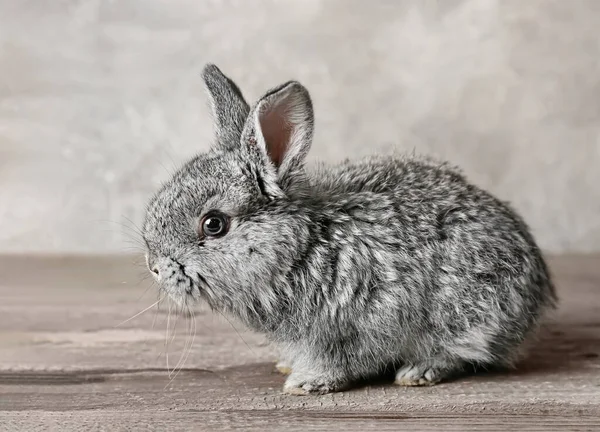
[0,0,599,253]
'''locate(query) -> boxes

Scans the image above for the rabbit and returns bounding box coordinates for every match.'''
[142,64,557,395]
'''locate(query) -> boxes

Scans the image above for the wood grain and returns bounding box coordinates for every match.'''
[0,254,599,431]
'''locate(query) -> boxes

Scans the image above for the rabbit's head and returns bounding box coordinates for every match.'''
[142,65,314,327]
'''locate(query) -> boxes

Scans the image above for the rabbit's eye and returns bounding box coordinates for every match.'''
[200,211,229,238]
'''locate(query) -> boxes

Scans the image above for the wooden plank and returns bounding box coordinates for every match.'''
[2,411,600,432]
[0,255,599,430]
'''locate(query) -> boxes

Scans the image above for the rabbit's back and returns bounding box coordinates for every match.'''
[298,155,555,368]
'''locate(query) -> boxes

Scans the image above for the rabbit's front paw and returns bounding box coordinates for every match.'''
[394,364,443,386]
[283,373,343,395]
[275,361,292,375]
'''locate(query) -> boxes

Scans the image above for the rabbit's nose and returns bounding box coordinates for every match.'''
[146,252,160,277]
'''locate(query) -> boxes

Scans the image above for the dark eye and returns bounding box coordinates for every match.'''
[199,211,229,238]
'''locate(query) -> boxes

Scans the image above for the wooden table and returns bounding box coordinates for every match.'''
[1,255,599,431]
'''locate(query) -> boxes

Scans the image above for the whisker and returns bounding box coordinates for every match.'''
[169,303,183,346]
[166,303,197,388]
[161,142,180,171]
[168,305,191,381]
[115,296,164,328]
[123,216,145,238]
[97,219,145,241]
[138,273,153,283]
[120,241,145,250]
[152,293,162,330]
[217,310,257,357]
[165,300,172,375]
[120,233,144,242]
[167,303,183,378]
[119,246,146,253]
[96,219,147,254]
[135,278,157,305]
[152,293,168,360]
[157,160,175,177]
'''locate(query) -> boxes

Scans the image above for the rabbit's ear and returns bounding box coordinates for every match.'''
[242,81,314,184]
[201,64,250,150]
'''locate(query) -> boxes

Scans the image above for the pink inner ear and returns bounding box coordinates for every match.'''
[259,102,293,168]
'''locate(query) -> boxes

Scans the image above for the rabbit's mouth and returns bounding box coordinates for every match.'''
[173,263,207,303]
[148,256,208,306]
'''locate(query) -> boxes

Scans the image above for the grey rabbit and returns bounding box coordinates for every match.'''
[142,64,557,395]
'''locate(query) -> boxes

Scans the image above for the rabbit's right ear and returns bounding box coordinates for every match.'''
[201,64,250,151]
[241,80,314,191]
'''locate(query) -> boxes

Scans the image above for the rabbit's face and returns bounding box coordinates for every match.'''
[142,151,305,322]
[141,64,314,326]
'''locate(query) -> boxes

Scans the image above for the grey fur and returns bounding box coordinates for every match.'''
[143,64,557,395]
[202,64,250,150]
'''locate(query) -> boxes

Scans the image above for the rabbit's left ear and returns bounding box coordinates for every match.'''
[242,81,314,185]
[202,64,250,151]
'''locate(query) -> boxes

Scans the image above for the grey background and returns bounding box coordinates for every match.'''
[0,0,598,254]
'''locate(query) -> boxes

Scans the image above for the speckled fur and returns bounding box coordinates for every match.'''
[143,65,557,395]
